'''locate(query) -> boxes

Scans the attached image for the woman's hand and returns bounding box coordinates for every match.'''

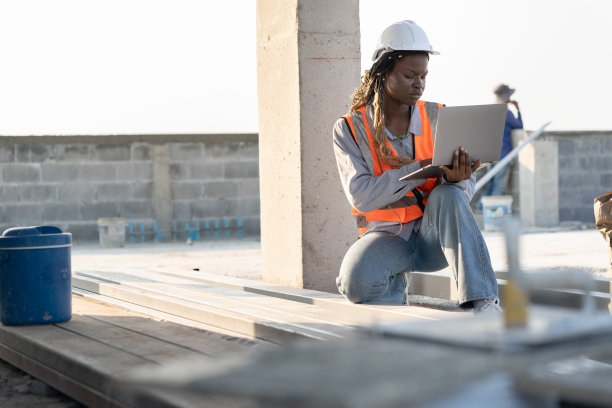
[507,99,520,112]
[439,147,480,182]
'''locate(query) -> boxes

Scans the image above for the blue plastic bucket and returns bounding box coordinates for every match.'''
[0,226,72,325]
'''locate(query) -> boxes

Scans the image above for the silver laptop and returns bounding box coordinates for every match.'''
[399,103,507,181]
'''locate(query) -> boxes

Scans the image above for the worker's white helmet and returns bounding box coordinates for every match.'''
[372,20,439,62]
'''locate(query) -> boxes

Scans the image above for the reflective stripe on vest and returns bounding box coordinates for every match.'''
[343,100,442,236]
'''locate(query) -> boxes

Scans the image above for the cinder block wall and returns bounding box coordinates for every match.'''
[0,134,259,242]
[544,131,612,223]
[509,130,612,224]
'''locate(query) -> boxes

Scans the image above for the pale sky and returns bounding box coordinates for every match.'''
[0,0,610,135]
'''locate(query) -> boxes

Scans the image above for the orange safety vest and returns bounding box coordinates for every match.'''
[343,100,443,236]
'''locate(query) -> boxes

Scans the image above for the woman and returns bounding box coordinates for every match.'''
[332,20,500,313]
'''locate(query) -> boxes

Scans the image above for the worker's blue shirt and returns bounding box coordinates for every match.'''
[500,109,523,159]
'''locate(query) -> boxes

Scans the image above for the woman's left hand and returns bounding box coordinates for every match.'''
[439,147,481,182]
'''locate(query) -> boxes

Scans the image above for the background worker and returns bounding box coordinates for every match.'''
[477,84,523,209]
[332,20,500,313]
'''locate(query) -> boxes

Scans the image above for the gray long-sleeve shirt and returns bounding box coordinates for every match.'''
[333,104,475,240]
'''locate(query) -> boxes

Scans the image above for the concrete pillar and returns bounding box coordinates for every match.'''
[256,0,360,292]
[151,144,172,240]
[518,138,559,227]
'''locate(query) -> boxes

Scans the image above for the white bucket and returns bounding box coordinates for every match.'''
[481,195,513,232]
[97,218,126,247]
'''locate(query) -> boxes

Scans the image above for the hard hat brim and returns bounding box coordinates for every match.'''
[372,47,440,62]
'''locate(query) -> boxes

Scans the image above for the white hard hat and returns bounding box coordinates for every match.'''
[372,20,439,62]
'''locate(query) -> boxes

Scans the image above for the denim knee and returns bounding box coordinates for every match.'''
[338,266,371,304]
[429,183,464,202]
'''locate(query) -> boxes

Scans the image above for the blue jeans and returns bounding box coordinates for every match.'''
[336,184,498,306]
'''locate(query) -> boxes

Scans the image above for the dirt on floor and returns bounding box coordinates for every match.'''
[0,358,82,407]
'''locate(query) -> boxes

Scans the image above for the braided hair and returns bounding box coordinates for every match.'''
[349,50,429,167]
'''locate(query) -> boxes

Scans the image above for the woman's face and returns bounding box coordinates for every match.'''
[383,54,429,106]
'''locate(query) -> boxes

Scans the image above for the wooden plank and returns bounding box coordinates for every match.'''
[0,320,152,406]
[78,269,433,330]
[74,274,350,341]
[0,341,124,408]
[514,357,612,406]
[60,315,209,363]
[76,268,461,322]
[73,289,270,348]
[0,296,266,408]
[73,275,330,344]
[126,337,502,408]
[73,296,257,356]
[77,270,358,330]
[127,330,612,408]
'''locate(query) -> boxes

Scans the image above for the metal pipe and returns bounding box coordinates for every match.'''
[474,121,552,192]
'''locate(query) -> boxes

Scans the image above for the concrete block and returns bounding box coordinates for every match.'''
[95,183,134,201]
[573,206,596,223]
[19,185,57,202]
[133,182,153,200]
[203,142,238,158]
[94,144,131,161]
[4,204,43,224]
[2,164,40,183]
[601,173,612,187]
[559,208,573,221]
[58,183,96,201]
[226,197,261,217]
[225,160,259,179]
[409,271,457,301]
[557,139,575,155]
[16,144,29,162]
[54,144,92,162]
[204,181,238,198]
[119,201,153,218]
[171,182,203,199]
[236,178,260,196]
[0,146,15,163]
[172,201,192,220]
[63,222,99,242]
[189,162,225,180]
[131,143,151,160]
[41,163,80,182]
[17,145,54,162]
[169,143,203,161]
[80,202,119,221]
[0,185,20,202]
[241,215,261,236]
[43,203,81,222]
[78,164,117,181]
[575,138,604,154]
[169,163,188,180]
[203,141,258,159]
[239,142,259,158]
[116,162,153,180]
[192,199,228,218]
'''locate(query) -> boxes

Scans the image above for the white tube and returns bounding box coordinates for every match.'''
[474,121,552,192]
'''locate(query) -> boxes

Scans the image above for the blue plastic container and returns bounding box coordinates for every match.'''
[0,226,72,325]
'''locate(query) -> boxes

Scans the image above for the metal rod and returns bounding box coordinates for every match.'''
[475,121,551,192]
